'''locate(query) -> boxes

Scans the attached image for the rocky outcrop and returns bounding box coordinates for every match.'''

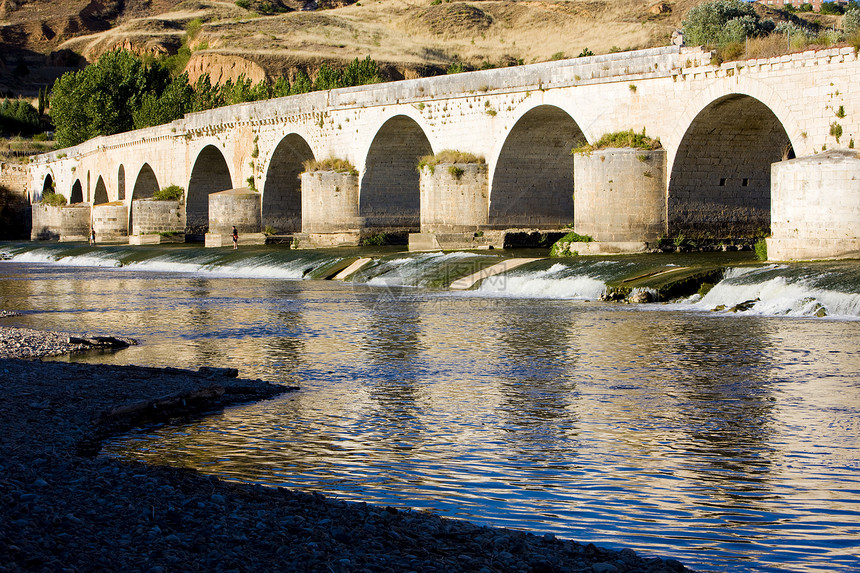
[184,51,269,85]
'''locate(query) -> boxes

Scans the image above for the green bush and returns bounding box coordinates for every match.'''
[754,239,768,261]
[152,185,184,201]
[0,98,42,135]
[550,231,593,257]
[447,62,466,74]
[49,50,386,147]
[845,8,860,35]
[682,0,763,46]
[360,233,388,246]
[820,1,845,15]
[40,191,67,206]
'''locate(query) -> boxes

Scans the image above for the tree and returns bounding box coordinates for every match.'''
[50,50,172,147]
[313,64,341,91]
[191,73,224,112]
[290,70,312,95]
[845,8,860,35]
[681,0,759,46]
[341,56,381,87]
[133,73,194,129]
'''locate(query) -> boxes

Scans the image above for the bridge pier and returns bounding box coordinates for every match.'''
[767,150,860,260]
[129,199,186,244]
[31,204,91,242]
[205,188,266,247]
[409,163,493,251]
[92,202,128,243]
[295,171,363,248]
[573,148,666,254]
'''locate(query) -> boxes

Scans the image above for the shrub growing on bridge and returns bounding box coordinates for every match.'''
[417,150,485,174]
[153,185,185,201]
[572,129,662,154]
[40,191,67,207]
[302,158,358,176]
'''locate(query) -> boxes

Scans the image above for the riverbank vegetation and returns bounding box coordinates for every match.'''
[48,51,384,148]
[684,0,860,63]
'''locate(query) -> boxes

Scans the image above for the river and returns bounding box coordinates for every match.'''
[1,242,859,572]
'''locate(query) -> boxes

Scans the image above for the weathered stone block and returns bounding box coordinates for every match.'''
[574,148,666,242]
[768,150,860,260]
[419,163,488,233]
[301,171,362,234]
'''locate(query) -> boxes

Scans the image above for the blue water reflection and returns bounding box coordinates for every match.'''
[1,261,858,572]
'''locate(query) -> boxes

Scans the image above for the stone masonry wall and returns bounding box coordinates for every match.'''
[131,200,185,236]
[574,149,666,242]
[208,188,261,234]
[92,202,128,241]
[768,150,860,260]
[420,164,488,232]
[301,171,361,234]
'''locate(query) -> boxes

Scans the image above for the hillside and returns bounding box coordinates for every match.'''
[0,0,696,95]
[0,0,846,96]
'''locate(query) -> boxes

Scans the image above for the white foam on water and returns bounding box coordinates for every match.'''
[477,263,607,299]
[123,255,313,280]
[680,267,860,319]
[10,249,122,268]
[365,252,482,288]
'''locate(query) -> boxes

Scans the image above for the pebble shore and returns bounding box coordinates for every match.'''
[0,322,694,573]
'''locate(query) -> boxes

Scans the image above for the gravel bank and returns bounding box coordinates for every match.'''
[0,324,694,573]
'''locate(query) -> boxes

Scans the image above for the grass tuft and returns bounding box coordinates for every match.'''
[572,129,661,154]
[303,157,358,175]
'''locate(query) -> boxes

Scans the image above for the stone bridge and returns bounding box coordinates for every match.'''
[27,45,860,259]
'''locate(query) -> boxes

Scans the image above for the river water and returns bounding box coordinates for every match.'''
[1,242,859,572]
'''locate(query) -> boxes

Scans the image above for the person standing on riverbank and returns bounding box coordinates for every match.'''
[232,226,238,249]
[89,227,96,245]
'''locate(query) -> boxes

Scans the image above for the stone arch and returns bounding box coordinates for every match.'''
[489,105,585,229]
[360,115,432,231]
[117,165,126,201]
[668,94,792,238]
[132,163,159,201]
[70,180,83,204]
[41,174,54,199]
[87,171,91,203]
[187,145,233,235]
[263,134,314,233]
[129,163,160,234]
[93,176,109,205]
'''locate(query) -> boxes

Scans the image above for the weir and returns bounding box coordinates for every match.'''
[22,45,860,260]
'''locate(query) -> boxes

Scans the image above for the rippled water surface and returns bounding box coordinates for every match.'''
[1,248,859,572]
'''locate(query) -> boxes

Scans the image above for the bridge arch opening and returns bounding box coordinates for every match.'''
[668,94,792,238]
[41,174,53,199]
[187,145,233,235]
[490,105,585,229]
[70,180,83,204]
[263,134,314,233]
[117,165,126,201]
[130,163,160,234]
[93,176,108,205]
[361,115,432,232]
[132,163,159,200]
